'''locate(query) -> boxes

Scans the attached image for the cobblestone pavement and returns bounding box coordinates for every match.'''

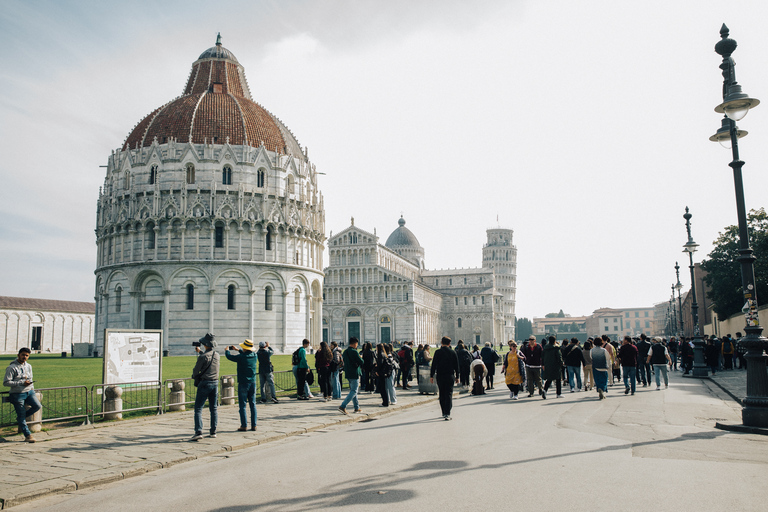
[0,387,439,509]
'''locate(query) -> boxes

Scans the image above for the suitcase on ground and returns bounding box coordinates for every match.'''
[417,365,438,394]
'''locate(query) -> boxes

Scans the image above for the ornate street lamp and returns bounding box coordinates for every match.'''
[711,24,768,428]
[682,208,707,377]
[675,262,684,337]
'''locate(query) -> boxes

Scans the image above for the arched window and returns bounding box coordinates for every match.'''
[186,163,195,184]
[149,165,157,185]
[257,169,265,188]
[215,225,224,248]
[186,284,195,310]
[295,288,301,312]
[124,171,131,190]
[266,226,272,251]
[265,287,273,311]
[457,318,462,328]
[222,166,232,185]
[227,284,235,310]
[115,287,122,313]
[472,297,476,305]
[286,174,295,194]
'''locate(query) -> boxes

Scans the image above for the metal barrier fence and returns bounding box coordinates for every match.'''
[1,370,323,432]
[91,381,163,422]
[1,386,89,429]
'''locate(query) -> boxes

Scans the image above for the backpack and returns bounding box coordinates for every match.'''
[459,349,472,366]
[722,339,734,354]
[332,348,344,370]
[292,348,301,366]
[380,355,393,377]
[398,348,407,362]
[415,351,425,366]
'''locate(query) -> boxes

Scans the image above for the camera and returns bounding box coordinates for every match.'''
[192,341,201,347]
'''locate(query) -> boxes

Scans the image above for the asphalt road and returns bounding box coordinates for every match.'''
[17,375,768,511]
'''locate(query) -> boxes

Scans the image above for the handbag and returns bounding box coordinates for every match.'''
[306,369,315,385]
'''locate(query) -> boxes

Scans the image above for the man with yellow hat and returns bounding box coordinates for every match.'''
[226,340,258,431]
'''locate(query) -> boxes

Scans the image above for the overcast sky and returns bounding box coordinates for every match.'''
[2,0,768,320]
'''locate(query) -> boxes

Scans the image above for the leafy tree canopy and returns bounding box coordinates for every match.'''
[545,309,566,318]
[701,208,768,319]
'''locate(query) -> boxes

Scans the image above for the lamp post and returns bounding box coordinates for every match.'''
[682,208,708,377]
[669,286,677,336]
[711,24,768,427]
[675,262,684,337]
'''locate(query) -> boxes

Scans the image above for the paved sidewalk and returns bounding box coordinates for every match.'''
[0,388,438,509]
[709,368,748,404]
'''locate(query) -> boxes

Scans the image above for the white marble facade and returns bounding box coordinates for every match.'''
[0,297,94,354]
[94,38,325,354]
[323,218,516,346]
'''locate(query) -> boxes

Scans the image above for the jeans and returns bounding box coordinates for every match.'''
[567,366,582,390]
[637,362,651,384]
[9,390,41,437]
[386,373,397,403]
[238,381,256,428]
[259,372,276,401]
[194,380,218,434]
[622,366,636,394]
[340,378,360,410]
[654,365,669,387]
[331,369,341,399]
[593,369,608,392]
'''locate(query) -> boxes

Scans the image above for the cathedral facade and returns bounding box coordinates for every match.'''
[322,217,516,346]
[94,36,325,353]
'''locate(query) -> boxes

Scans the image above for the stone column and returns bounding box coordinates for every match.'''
[26,391,43,433]
[163,290,171,354]
[103,385,123,420]
[168,379,186,411]
[249,289,255,341]
[220,376,235,405]
[209,289,215,333]
[282,291,289,352]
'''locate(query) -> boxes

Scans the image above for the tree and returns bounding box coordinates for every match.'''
[515,317,532,341]
[701,208,768,319]
[545,309,566,318]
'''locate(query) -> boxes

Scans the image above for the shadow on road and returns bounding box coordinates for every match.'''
[203,431,727,511]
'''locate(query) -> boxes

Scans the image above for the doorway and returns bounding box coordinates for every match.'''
[144,310,162,330]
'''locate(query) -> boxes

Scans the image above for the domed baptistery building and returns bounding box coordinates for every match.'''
[94,36,325,353]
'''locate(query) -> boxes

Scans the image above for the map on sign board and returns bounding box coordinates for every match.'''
[103,330,162,384]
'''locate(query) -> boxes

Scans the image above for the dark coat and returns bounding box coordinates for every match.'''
[541,343,564,380]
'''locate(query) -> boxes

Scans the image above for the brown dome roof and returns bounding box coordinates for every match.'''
[123,35,303,158]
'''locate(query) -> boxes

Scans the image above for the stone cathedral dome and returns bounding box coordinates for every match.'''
[123,34,303,159]
[385,216,421,249]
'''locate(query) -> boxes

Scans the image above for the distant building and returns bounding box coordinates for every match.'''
[0,296,94,354]
[585,308,624,340]
[322,217,517,346]
[532,316,588,340]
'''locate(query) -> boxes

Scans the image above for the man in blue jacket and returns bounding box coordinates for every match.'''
[226,339,258,431]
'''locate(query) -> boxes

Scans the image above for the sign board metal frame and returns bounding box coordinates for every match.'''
[102,329,163,385]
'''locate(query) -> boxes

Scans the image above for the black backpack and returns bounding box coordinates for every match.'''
[292,348,301,366]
